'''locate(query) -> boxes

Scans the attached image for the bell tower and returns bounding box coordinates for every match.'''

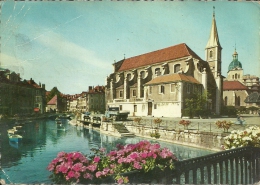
[205,7,223,115]
[205,7,222,78]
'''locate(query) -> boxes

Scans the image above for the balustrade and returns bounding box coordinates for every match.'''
[172,146,260,184]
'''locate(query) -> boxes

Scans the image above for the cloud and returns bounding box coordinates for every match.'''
[0,53,31,75]
[36,32,111,69]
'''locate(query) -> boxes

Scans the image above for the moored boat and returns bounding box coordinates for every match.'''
[7,128,18,135]
[8,134,23,142]
[55,118,62,124]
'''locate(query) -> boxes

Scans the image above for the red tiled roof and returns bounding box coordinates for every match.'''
[89,85,105,94]
[223,81,248,90]
[47,95,57,105]
[118,43,203,72]
[145,73,201,85]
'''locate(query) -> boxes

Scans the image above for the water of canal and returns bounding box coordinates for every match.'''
[0,119,215,183]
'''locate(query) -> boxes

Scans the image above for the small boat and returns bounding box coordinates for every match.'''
[59,114,71,119]
[8,134,23,142]
[55,118,62,124]
[15,125,23,130]
[7,129,18,135]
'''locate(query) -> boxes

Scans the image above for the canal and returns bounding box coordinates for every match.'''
[0,119,215,183]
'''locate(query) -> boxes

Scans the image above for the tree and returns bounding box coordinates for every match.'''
[47,87,62,103]
[184,90,210,118]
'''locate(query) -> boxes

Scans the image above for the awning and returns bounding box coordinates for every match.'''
[34,108,40,112]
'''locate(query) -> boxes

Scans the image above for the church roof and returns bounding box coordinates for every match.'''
[206,14,222,49]
[244,92,260,103]
[145,73,201,85]
[117,43,203,72]
[223,81,248,91]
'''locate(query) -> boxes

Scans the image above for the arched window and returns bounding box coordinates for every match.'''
[224,96,228,106]
[236,96,241,106]
[174,64,181,73]
[235,74,237,79]
[209,50,213,58]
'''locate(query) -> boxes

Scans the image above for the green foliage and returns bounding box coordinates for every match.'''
[184,90,210,118]
[47,87,62,103]
[150,131,160,139]
[237,106,247,114]
[221,106,237,117]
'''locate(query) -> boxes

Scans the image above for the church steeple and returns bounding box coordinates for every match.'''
[206,7,222,49]
[205,6,222,78]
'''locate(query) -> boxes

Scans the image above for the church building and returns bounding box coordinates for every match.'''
[105,11,223,118]
[223,48,260,108]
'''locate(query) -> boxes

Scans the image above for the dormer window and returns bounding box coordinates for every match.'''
[155,68,161,76]
[174,64,181,73]
[140,71,145,79]
[127,74,131,81]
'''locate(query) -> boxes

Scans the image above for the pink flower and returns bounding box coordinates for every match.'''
[133,162,142,169]
[84,172,93,180]
[86,164,97,172]
[74,171,80,179]
[141,152,147,159]
[67,170,75,178]
[57,151,66,158]
[73,152,82,159]
[95,171,102,178]
[117,177,124,184]
[129,152,138,160]
[108,151,117,156]
[72,163,83,172]
[99,147,106,153]
[93,156,100,163]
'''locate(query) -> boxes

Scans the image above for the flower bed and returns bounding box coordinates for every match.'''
[223,126,260,150]
[179,119,191,129]
[47,140,178,184]
[215,120,233,132]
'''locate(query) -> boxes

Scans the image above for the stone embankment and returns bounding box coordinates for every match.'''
[125,125,226,151]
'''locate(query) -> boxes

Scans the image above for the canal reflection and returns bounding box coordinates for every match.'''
[0,119,214,183]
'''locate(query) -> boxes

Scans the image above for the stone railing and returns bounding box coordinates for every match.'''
[172,146,260,184]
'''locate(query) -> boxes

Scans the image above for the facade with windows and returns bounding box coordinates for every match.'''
[0,68,46,115]
[105,12,223,117]
[66,86,106,114]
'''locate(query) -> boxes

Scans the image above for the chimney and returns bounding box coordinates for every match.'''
[42,84,45,90]
[89,86,92,91]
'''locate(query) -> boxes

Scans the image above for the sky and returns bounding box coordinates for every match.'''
[1,1,259,95]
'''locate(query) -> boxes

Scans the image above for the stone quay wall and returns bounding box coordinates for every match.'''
[125,125,227,151]
[99,121,228,151]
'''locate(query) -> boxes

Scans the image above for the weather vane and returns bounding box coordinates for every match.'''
[213,6,215,17]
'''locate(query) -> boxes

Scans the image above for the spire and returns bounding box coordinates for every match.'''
[206,7,222,49]
[233,45,238,60]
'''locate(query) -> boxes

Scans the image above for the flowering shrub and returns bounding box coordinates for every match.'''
[47,140,178,184]
[179,119,191,129]
[153,118,162,124]
[215,120,233,132]
[133,117,142,124]
[223,126,260,150]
